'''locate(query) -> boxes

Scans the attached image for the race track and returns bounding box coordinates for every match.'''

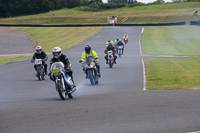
[0,27,200,133]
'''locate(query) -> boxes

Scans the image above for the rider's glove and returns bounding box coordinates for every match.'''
[81,63,85,67]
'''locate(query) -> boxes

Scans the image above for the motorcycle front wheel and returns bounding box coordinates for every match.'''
[88,70,95,85]
[36,66,41,81]
[109,60,113,68]
[56,81,66,100]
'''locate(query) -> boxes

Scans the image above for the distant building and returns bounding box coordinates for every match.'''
[108,0,136,3]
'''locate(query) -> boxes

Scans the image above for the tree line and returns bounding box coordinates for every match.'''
[0,0,102,17]
[0,0,199,17]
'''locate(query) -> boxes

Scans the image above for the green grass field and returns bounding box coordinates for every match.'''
[142,26,200,90]
[0,2,200,24]
[141,26,200,56]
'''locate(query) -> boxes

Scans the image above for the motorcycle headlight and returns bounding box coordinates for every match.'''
[90,63,95,68]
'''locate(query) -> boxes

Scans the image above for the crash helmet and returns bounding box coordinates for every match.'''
[108,43,113,47]
[36,46,42,53]
[52,47,61,59]
[85,45,91,54]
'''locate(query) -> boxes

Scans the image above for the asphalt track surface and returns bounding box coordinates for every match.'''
[0,27,200,133]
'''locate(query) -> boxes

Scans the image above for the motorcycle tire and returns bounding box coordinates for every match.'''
[41,67,45,80]
[57,81,66,100]
[36,66,41,81]
[109,60,113,68]
[88,70,95,85]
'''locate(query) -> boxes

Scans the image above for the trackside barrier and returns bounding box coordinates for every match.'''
[190,21,200,26]
[0,22,186,27]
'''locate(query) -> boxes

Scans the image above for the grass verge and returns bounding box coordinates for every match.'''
[145,58,200,90]
[142,26,200,90]
[0,56,32,64]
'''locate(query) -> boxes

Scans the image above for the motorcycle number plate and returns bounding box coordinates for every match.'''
[52,68,61,76]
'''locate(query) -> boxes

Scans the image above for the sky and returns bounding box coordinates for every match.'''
[102,0,172,4]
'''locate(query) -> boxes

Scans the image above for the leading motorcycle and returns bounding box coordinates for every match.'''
[50,62,75,100]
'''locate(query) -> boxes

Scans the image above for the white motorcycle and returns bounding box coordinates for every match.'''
[34,59,45,80]
[118,46,123,58]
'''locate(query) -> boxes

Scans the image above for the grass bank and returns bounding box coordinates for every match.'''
[0,2,200,24]
[1,27,101,64]
[17,27,102,52]
[142,26,200,90]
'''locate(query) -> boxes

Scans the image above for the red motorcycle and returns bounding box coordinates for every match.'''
[124,38,128,44]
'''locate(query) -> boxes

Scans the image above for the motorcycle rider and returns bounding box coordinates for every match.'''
[123,34,129,40]
[31,46,48,75]
[114,38,119,54]
[80,45,101,78]
[106,39,114,47]
[117,39,125,55]
[104,43,117,64]
[49,47,76,89]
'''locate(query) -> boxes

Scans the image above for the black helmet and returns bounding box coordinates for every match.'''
[108,43,113,47]
[117,38,119,41]
[85,45,91,54]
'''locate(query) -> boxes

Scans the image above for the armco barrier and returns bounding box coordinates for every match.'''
[190,21,200,26]
[0,22,186,27]
[115,22,186,26]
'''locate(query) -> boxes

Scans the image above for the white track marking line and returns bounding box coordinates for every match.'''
[139,27,146,91]
[187,131,200,133]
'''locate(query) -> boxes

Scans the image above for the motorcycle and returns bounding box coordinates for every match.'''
[124,38,128,44]
[118,46,123,58]
[80,55,99,85]
[50,62,75,100]
[34,59,45,81]
[107,50,114,68]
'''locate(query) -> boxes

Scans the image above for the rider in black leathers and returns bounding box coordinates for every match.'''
[49,47,76,87]
[104,43,117,64]
[31,46,48,75]
[117,39,125,54]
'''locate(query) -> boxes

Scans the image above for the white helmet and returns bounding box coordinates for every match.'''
[52,47,61,58]
[36,46,42,53]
